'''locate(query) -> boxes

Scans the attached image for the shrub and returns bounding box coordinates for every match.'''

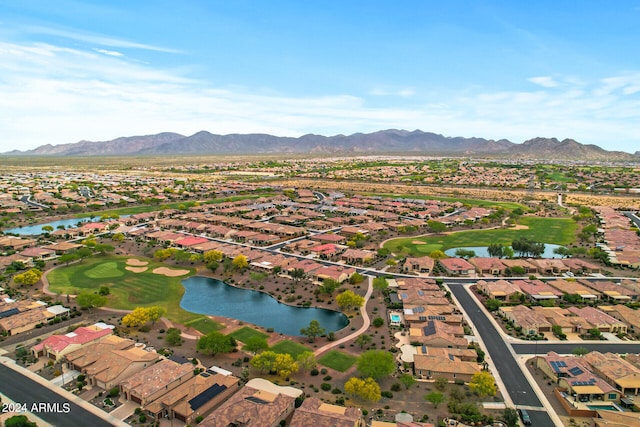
[321,383,332,391]
[310,368,319,376]
[381,391,393,398]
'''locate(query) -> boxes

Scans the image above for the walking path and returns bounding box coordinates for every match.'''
[313,275,373,357]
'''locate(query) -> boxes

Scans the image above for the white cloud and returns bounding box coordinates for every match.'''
[94,48,123,57]
[0,39,639,154]
[528,76,559,88]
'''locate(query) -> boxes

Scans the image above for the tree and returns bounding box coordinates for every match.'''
[425,391,445,408]
[94,243,114,254]
[336,290,365,311]
[455,249,476,259]
[13,268,43,286]
[469,371,496,397]
[372,317,385,327]
[428,250,446,260]
[76,292,107,310]
[4,415,37,427]
[98,286,110,296]
[290,268,305,284]
[42,225,54,233]
[435,376,448,391]
[355,334,372,348]
[399,373,417,389]
[572,346,589,356]
[300,320,325,342]
[372,277,389,294]
[296,351,317,372]
[122,307,152,327]
[111,233,125,242]
[319,279,340,295]
[344,377,381,402]
[487,243,504,258]
[243,336,268,354]
[553,246,571,258]
[485,298,502,312]
[502,407,519,427]
[197,331,236,356]
[349,272,365,284]
[232,254,249,270]
[273,353,299,378]
[250,350,278,373]
[147,306,166,324]
[427,220,447,234]
[166,328,183,346]
[154,249,173,261]
[76,247,94,260]
[58,253,81,265]
[356,350,396,380]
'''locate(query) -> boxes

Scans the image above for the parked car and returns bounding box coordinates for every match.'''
[518,408,532,425]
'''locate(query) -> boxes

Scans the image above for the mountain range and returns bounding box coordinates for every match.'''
[4,130,638,161]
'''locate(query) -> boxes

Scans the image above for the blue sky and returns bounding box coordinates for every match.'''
[1,1,639,153]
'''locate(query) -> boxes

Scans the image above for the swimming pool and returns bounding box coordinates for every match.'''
[390,313,402,323]
[587,404,622,412]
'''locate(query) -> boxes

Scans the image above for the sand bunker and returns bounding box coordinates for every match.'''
[126,266,147,273]
[411,240,426,245]
[126,258,149,266]
[152,267,189,277]
[508,224,530,230]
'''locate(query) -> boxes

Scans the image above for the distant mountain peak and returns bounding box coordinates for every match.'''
[4,130,635,161]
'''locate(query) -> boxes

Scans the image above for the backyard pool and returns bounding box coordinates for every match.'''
[180,276,349,336]
[586,403,623,412]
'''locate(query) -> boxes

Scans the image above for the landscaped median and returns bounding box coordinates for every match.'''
[45,255,222,333]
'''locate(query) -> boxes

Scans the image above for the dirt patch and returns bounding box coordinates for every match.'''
[126,258,148,266]
[125,266,147,273]
[508,224,530,230]
[152,267,190,277]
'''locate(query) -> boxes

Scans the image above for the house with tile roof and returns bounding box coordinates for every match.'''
[200,379,301,427]
[31,324,113,361]
[290,397,363,427]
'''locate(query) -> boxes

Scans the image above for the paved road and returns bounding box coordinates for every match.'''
[448,283,555,427]
[0,363,114,427]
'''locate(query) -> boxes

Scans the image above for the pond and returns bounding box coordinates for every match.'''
[5,215,130,236]
[444,244,564,258]
[180,276,349,336]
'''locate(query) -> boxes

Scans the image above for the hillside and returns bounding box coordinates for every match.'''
[4,130,637,161]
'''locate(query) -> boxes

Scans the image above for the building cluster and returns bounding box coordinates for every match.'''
[595,206,640,268]
[29,323,429,427]
[477,278,640,337]
[385,278,481,383]
[0,287,70,336]
[537,350,640,417]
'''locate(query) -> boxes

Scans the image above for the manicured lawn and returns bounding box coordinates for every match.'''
[183,317,224,334]
[46,255,221,333]
[230,326,269,343]
[269,340,311,358]
[318,350,357,372]
[384,216,577,257]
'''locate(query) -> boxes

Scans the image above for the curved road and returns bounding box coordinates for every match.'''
[313,275,373,357]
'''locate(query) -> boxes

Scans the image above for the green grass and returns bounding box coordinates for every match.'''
[84,262,124,279]
[384,216,577,257]
[269,340,311,359]
[318,350,357,372]
[183,317,224,334]
[46,255,221,333]
[230,326,269,343]
[363,192,526,210]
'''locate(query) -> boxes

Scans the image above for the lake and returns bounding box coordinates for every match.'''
[444,244,564,258]
[5,215,130,236]
[180,276,349,336]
